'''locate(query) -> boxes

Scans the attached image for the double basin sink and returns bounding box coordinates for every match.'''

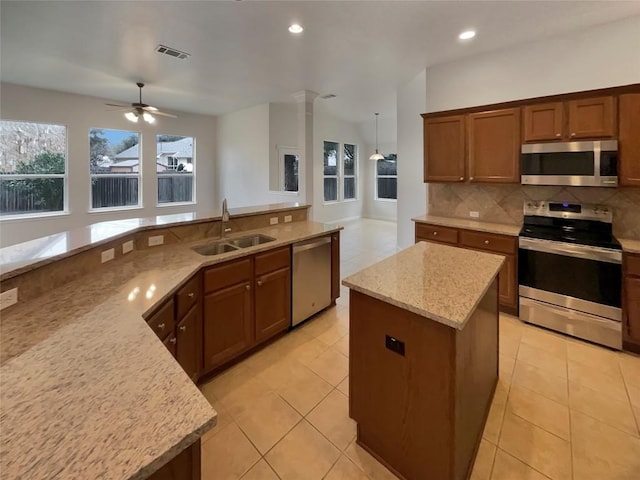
[192,234,276,256]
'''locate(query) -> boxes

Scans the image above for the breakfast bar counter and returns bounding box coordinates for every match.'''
[342,242,504,480]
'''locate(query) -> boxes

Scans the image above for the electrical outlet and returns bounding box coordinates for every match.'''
[284,215,292,223]
[0,288,18,310]
[469,211,480,218]
[148,235,164,247]
[101,248,115,263]
[270,217,279,225]
[122,240,134,254]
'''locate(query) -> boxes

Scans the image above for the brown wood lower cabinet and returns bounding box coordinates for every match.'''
[623,253,640,353]
[148,439,201,480]
[331,231,341,302]
[255,266,291,343]
[204,280,253,371]
[416,223,517,312]
[177,304,203,382]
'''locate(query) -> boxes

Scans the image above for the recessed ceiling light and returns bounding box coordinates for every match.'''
[288,24,303,34]
[459,30,476,40]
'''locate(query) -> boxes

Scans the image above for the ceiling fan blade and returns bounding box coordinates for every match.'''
[105,102,131,108]
[152,111,177,118]
[142,105,159,112]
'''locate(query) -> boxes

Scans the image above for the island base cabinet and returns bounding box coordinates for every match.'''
[148,439,201,480]
[349,281,498,480]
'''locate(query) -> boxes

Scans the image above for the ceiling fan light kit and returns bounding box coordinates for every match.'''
[369,112,384,161]
[105,82,176,124]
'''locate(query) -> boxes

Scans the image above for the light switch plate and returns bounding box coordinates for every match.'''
[284,215,292,223]
[122,240,134,254]
[101,248,115,263]
[0,288,18,310]
[270,217,279,225]
[148,235,164,246]
[469,211,480,218]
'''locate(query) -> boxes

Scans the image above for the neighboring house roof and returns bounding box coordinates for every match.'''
[115,138,193,160]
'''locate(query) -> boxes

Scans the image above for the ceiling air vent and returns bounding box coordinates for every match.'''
[155,45,190,60]
[321,94,337,99]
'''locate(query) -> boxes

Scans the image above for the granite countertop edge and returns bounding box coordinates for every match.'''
[412,214,521,237]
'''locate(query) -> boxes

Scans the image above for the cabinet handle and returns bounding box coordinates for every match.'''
[257,279,263,287]
[432,232,438,236]
[179,325,186,332]
[157,323,165,331]
[245,284,251,291]
[187,292,195,298]
[459,177,464,181]
[484,240,490,245]
[570,132,576,137]
[555,133,561,137]
[170,337,177,344]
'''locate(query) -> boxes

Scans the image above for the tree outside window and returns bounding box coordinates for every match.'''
[0,120,67,216]
[343,143,357,200]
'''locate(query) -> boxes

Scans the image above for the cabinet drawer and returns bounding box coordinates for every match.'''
[176,274,201,320]
[626,254,640,277]
[204,258,252,293]
[460,230,516,255]
[147,298,175,340]
[255,246,290,276]
[415,224,458,245]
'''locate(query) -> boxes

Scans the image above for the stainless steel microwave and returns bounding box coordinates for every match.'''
[521,140,618,187]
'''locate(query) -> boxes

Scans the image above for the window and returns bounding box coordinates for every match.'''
[343,143,357,200]
[283,153,299,192]
[323,141,338,202]
[90,128,140,209]
[0,120,67,217]
[157,135,195,204]
[376,154,397,200]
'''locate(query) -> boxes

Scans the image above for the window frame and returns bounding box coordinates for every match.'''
[375,154,398,202]
[156,134,196,207]
[323,140,340,204]
[343,143,357,202]
[88,127,143,212]
[0,119,69,220]
[274,145,300,195]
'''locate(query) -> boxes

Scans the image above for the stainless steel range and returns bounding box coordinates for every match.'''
[518,201,622,349]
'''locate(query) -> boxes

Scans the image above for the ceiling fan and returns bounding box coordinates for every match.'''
[105,82,176,124]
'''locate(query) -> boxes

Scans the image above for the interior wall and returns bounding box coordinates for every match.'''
[396,69,427,249]
[216,103,302,208]
[0,83,217,247]
[312,104,366,223]
[268,102,298,192]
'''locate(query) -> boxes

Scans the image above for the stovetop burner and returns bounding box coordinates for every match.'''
[519,201,620,250]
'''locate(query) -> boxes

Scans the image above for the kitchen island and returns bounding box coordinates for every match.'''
[342,241,504,480]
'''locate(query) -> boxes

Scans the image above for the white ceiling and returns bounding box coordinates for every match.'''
[2,1,640,125]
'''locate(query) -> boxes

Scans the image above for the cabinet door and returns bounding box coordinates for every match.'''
[619,93,640,186]
[568,96,616,139]
[176,304,202,382]
[468,108,521,183]
[203,282,253,371]
[331,232,340,302]
[255,267,291,343]
[498,254,517,309]
[163,333,177,358]
[423,115,466,182]
[148,439,200,480]
[523,102,564,142]
[625,276,640,343]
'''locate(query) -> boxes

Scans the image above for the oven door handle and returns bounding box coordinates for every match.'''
[519,237,622,264]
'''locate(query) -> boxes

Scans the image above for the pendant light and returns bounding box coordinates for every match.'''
[369,113,384,161]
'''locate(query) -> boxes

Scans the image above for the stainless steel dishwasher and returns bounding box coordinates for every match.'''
[292,236,332,327]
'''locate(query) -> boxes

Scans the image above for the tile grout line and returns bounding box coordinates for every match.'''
[566,340,575,480]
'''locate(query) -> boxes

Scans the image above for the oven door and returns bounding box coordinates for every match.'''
[519,237,622,318]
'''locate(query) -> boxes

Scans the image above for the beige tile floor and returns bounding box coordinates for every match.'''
[198,219,640,480]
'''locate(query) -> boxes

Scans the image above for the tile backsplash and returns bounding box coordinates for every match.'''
[428,184,640,240]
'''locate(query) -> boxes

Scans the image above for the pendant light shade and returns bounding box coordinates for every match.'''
[369,113,384,160]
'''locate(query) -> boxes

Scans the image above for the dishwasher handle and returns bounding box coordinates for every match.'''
[293,236,331,254]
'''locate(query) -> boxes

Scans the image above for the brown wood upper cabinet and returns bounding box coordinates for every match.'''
[619,93,640,186]
[523,96,616,142]
[423,115,466,182]
[468,108,520,183]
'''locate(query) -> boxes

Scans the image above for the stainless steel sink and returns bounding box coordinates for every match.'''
[228,234,276,249]
[192,234,276,256]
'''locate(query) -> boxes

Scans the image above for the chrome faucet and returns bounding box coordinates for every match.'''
[221,198,231,238]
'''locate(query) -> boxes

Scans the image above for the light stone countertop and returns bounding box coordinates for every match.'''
[412,214,521,237]
[0,220,341,479]
[342,242,504,330]
[0,202,308,278]
[620,238,640,255]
